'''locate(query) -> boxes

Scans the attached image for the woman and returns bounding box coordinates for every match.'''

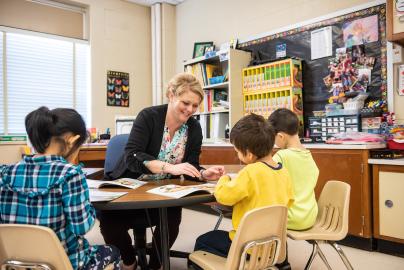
[0,107,121,270]
[99,73,225,270]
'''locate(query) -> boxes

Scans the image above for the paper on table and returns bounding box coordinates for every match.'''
[89,189,127,202]
[86,178,147,189]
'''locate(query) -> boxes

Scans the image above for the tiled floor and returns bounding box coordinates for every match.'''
[86,208,404,270]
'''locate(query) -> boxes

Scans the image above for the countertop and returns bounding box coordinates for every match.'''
[368,158,404,166]
[202,142,386,150]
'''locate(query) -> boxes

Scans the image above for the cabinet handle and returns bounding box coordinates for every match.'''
[385,200,393,208]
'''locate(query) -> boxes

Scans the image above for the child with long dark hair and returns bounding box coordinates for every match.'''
[0,106,121,270]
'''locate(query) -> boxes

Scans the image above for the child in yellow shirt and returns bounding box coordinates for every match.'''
[193,114,294,262]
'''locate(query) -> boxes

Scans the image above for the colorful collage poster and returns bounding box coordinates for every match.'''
[107,71,129,107]
[342,15,378,47]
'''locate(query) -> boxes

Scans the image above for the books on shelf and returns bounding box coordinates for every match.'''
[86,178,147,189]
[199,89,228,113]
[147,183,216,199]
[89,189,127,202]
[185,63,221,87]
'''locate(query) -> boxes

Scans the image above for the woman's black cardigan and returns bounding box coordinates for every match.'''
[108,104,203,180]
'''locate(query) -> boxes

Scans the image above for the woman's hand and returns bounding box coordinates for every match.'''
[164,162,201,178]
[201,166,225,181]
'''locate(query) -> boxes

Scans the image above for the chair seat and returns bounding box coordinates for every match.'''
[189,206,288,270]
[287,226,346,241]
[189,250,227,270]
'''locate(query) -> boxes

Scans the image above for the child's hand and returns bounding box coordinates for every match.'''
[202,166,225,181]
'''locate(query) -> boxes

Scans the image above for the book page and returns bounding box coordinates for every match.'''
[147,183,215,199]
[86,178,147,189]
[89,190,127,202]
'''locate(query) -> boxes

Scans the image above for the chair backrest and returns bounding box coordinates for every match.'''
[315,180,351,240]
[225,205,288,270]
[104,134,130,176]
[0,224,73,270]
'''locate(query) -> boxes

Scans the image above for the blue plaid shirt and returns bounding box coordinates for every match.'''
[0,155,97,269]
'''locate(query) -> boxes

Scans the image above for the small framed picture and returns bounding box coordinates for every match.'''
[204,45,215,53]
[193,41,214,58]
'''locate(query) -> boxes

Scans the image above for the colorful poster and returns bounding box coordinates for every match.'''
[342,15,378,47]
[107,71,129,107]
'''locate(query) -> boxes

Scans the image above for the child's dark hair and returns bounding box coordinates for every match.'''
[268,108,299,135]
[230,114,275,159]
[25,106,88,158]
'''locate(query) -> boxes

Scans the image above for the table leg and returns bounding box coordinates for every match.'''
[159,207,170,270]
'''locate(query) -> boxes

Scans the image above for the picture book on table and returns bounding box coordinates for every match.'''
[86,178,147,189]
[89,189,128,202]
[147,183,216,199]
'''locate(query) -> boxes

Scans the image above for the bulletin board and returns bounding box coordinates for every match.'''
[238,4,387,123]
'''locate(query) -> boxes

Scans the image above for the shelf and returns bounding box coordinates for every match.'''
[183,49,229,66]
[203,82,229,89]
[195,110,230,115]
[243,85,297,95]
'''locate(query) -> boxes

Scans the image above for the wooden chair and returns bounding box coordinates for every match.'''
[0,224,113,270]
[189,205,288,270]
[287,180,354,270]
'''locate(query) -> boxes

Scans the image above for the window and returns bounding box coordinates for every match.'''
[0,33,3,134]
[0,29,90,135]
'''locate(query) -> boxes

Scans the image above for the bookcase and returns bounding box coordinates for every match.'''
[184,49,251,142]
[242,58,304,135]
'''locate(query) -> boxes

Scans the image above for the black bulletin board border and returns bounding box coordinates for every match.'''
[238,4,387,125]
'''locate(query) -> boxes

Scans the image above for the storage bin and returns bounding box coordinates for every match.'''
[209,75,225,85]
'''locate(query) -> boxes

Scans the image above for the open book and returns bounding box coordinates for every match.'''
[147,183,216,199]
[86,178,147,189]
[89,189,127,202]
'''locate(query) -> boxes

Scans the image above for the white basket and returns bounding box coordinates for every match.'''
[343,100,364,110]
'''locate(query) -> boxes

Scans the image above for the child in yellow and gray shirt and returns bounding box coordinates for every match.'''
[193,114,294,261]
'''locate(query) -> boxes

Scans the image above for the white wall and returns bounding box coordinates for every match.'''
[78,0,152,134]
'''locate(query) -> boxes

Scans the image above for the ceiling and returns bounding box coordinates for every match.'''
[125,0,185,6]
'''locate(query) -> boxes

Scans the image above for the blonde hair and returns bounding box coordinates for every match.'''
[166,73,204,102]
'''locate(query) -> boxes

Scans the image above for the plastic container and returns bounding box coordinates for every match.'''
[209,75,225,85]
[343,100,364,111]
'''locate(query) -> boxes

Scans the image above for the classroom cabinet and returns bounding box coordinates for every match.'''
[387,0,404,46]
[200,145,240,165]
[310,149,372,238]
[373,164,404,244]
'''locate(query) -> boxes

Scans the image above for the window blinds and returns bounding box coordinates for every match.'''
[0,33,3,134]
[0,31,90,134]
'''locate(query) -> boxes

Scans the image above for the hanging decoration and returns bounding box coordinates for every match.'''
[107,70,129,107]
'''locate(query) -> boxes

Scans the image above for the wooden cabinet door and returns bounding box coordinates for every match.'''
[373,165,404,244]
[200,146,240,165]
[311,149,371,238]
